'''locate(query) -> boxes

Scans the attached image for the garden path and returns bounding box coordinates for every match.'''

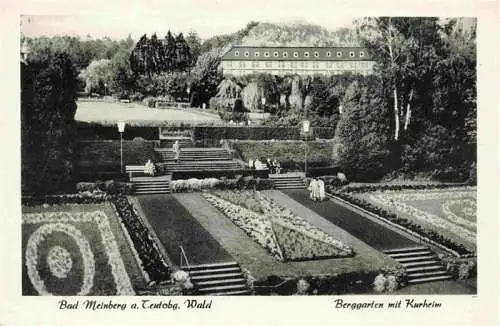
[281,190,417,250]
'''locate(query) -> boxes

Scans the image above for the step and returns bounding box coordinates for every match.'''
[188,267,242,275]
[197,284,248,293]
[134,184,170,189]
[383,246,429,254]
[406,265,445,273]
[211,289,250,296]
[408,275,452,284]
[387,250,432,258]
[195,278,246,287]
[400,260,439,267]
[184,261,239,270]
[396,255,436,263]
[134,191,170,195]
[407,270,448,278]
[190,272,244,281]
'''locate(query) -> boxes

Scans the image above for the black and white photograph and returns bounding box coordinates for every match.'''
[1,0,498,325]
[19,13,479,297]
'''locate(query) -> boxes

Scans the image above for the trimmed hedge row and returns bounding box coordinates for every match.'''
[193,126,300,141]
[21,192,107,206]
[331,191,474,257]
[77,122,160,140]
[341,183,471,194]
[170,177,274,192]
[306,167,340,177]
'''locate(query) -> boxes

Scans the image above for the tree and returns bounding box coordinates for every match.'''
[78,59,113,95]
[174,33,192,71]
[356,17,442,140]
[332,78,393,181]
[190,50,224,107]
[185,31,202,66]
[21,52,78,193]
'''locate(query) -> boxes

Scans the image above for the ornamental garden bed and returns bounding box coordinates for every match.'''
[22,203,143,296]
[202,190,354,262]
[334,186,476,256]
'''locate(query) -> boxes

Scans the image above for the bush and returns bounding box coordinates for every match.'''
[193,126,301,141]
[170,168,269,180]
[143,96,156,108]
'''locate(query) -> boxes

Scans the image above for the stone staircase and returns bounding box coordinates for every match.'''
[383,246,452,285]
[155,147,232,162]
[183,261,250,295]
[131,176,170,195]
[164,160,243,172]
[159,137,193,149]
[270,174,305,190]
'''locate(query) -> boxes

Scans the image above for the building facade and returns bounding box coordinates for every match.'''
[221,46,375,76]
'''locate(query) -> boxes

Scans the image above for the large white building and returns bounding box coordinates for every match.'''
[221,46,375,76]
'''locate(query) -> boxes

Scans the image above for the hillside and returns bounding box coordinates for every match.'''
[240,21,359,46]
[201,20,359,55]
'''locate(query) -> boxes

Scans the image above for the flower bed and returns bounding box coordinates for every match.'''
[254,265,406,295]
[22,191,107,206]
[109,195,171,282]
[22,210,135,295]
[203,190,353,262]
[170,177,274,192]
[331,187,476,257]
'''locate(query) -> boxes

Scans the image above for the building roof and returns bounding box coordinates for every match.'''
[221,46,372,61]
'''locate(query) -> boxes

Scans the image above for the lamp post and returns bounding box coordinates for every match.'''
[303,120,310,176]
[117,121,126,173]
[261,97,266,111]
[186,86,190,103]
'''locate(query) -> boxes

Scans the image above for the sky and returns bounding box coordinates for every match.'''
[19,0,361,40]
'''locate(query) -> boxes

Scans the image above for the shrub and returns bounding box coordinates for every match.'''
[143,96,156,108]
[332,80,393,182]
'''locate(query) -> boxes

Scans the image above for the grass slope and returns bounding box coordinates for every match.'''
[284,190,417,250]
[136,195,233,266]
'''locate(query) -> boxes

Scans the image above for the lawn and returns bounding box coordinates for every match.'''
[285,190,418,251]
[134,194,233,266]
[353,187,477,252]
[75,100,222,125]
[22,203,143,296]
[231,139,334,170]
[175,192,397,281]
[76,140,159,180]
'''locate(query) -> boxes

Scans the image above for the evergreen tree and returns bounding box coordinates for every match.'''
[21,52,78,193]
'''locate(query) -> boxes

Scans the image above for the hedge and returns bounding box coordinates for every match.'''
[193,126,301,141]
[76,140,160,181]
[306,167,340,177]
[77,122,160,140]
[170,168,269,180]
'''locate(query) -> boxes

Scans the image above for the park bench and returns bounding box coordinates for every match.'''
[126,165,149,178]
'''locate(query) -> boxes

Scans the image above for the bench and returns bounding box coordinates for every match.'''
[125,165,148,178]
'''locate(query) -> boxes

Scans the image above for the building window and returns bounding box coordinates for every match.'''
[349,51,355,57]
[314,52,319,57]
[326,51,331,57]
[264,52,270,57]
[252,61,259,68]
[244,51,249,57]
[313,62,319,69]
[304,52,309,57]
[265,61,272,68]
[226,61,233,68]
[273,51,279,57]
[293,52,298,58]
[234,51,239,56]
[239,62,246,68]
[254,52,260,57]
[283,52,288,57]
[336,51,342,57]
[359,51,365,57]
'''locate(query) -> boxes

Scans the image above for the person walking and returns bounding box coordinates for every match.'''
[172,140,180,163]
[318,178,325,201]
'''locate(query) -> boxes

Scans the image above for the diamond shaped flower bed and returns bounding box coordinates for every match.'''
[202,190,353,262]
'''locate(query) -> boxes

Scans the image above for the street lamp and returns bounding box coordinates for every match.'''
[186,86,190,102]
[261,97,266,111]
[117,121,126,173]
[303,120,310,176]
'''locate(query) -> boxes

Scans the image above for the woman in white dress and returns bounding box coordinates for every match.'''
[318,178,325,201]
